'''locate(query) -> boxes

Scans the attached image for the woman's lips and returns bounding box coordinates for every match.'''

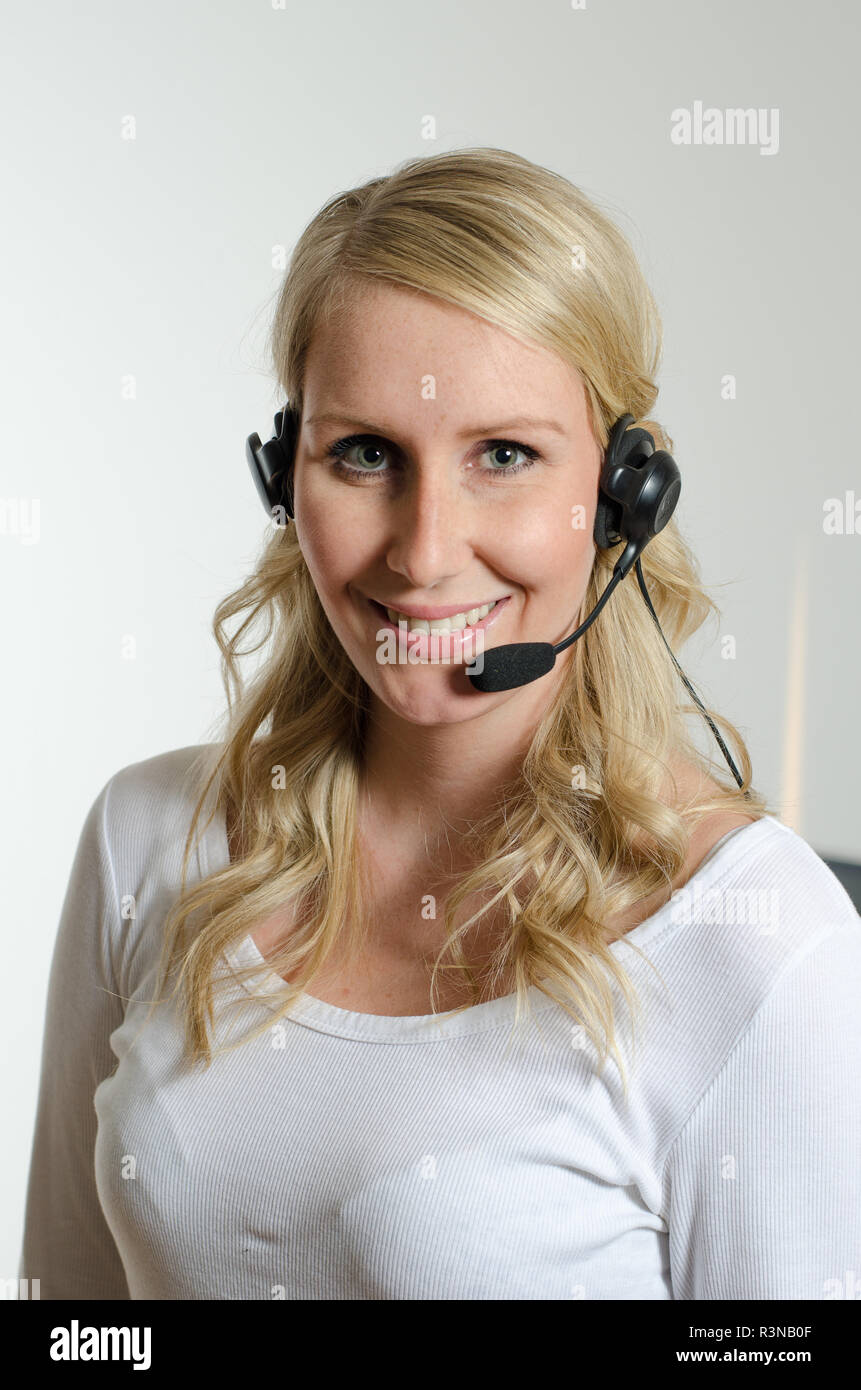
[365,594,510,656]
[370,596,509,620]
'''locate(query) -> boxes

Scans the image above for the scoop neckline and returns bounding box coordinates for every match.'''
[196,791,786,1043]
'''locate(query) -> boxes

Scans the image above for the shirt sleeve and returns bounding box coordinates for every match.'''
[18,778,131,1299]
[664,915,861,1299]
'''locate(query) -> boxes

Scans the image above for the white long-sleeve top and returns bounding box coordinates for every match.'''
[18,744,861,1300]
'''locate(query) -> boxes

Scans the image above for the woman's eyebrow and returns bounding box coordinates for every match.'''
[304,410,568,437]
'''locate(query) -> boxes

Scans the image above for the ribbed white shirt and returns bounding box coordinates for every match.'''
[18,744,861,1300]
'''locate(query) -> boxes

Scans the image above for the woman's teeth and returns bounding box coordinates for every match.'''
[384,599,499,633]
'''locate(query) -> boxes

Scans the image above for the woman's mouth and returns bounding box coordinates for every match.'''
[364,595,510,655]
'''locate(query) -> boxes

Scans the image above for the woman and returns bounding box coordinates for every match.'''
[20,147,861,1301]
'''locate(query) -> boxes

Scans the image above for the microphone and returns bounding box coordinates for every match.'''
[465,548,633,693]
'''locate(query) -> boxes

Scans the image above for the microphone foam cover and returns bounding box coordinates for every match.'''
[466,642,556,692]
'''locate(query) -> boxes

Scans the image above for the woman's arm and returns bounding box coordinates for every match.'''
[18,778,131,1299]
[664,915,861,1299]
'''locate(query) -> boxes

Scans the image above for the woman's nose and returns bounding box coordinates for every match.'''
[383,461,475,586]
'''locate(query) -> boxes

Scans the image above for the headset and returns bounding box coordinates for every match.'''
[246,404,749,794]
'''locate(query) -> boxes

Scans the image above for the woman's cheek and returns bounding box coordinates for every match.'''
[296,492,364,588]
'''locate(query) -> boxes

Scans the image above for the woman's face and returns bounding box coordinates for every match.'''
[294,279,603,726]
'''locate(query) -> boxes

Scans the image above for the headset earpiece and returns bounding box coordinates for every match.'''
[246,402,300,523]
[593,413,682,578]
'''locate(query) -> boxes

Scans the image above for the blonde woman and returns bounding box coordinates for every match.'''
[20,148,861,1301]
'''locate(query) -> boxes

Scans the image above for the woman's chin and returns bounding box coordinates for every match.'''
[362,667,505,723]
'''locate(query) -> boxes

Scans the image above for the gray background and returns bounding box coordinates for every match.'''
[2,0,859,1278]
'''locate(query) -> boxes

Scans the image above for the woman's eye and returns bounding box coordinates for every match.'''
[325,435,389,475]
[324,434,541,480]
[482,441,539,474]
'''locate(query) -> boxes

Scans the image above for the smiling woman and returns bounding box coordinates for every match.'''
[19,146,861,1302]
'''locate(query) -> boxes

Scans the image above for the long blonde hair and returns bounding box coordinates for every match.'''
[148,147,772,1085]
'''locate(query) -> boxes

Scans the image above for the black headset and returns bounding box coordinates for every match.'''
[246,403,301,523]
[246,404,748,794]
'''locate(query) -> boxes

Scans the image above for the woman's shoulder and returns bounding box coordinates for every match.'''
[101,742,217,803]
[89,743,221,873]
[615,811,861,1136]
[53,745,222,1004]
[647,809,860,969]
[651,757,857,942]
